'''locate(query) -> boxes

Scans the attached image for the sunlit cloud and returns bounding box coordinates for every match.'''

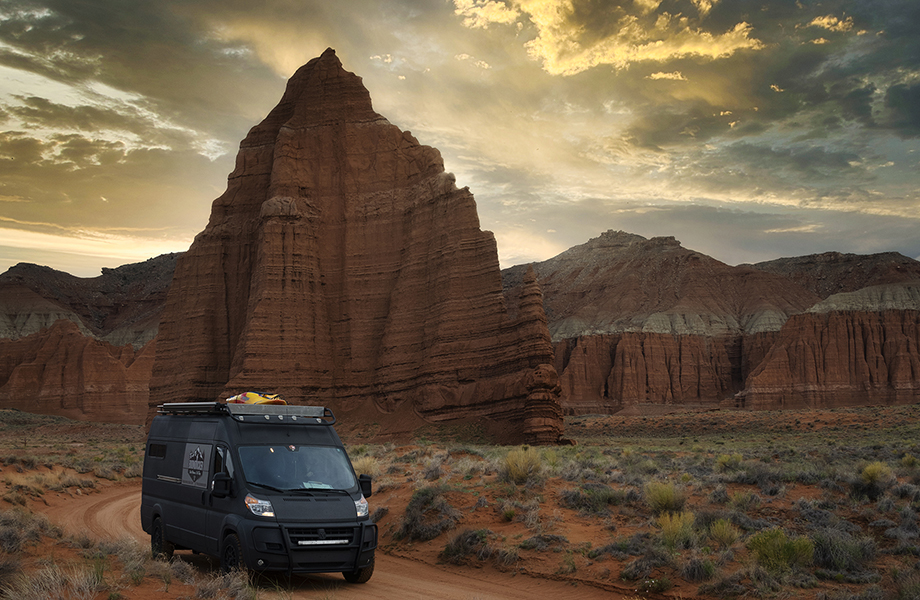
[453,0,520,29]
[453,0,764,75]
[647,71,687,81]
[808,15,855,33]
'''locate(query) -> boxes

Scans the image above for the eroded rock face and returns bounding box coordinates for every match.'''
[0,320,153,424]
[734,308,920,409]
[149,49,563,443]
[0,255,177,349]
[506,230,821,413]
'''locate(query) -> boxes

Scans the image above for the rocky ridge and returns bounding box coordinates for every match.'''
[0,254,177,349]
[504,230,920,414]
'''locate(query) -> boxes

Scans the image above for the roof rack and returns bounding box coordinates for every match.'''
[157,402,335,425]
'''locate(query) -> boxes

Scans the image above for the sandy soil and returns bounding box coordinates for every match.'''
[36,480,641,599]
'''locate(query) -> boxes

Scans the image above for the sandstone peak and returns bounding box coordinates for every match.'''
[149,50,563,443]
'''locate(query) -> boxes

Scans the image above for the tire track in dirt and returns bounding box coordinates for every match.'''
[38,481,635,599]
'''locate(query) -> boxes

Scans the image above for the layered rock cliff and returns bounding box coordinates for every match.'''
[505,232,920,414]
[732,283,920,409]
[0,254,177,349]
[504,230,821,413]
[0,320,153,424]
[148,49,563,443]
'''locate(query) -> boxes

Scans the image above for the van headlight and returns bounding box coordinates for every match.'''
[245,494,275,517]
[355,494,368,518]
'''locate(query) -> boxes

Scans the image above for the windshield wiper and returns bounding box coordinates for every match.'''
[302,488,351,496]
[248,482,287,493]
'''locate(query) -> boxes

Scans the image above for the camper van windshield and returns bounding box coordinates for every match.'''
[239,445,356,491]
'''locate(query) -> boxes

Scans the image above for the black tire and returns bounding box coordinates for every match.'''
[343,555,374,583]
[151,517,174,560]
[221,533,244,573]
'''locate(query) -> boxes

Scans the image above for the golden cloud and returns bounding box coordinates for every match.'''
[454,0,763,76]
[807,15,855,33]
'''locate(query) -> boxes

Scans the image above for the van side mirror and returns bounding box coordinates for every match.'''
[212,472,233,498]
[358,474,373,498]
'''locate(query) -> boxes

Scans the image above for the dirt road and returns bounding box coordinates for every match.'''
[40,481,633,599]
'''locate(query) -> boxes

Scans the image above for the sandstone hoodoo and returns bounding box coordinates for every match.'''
[148,49,564,444]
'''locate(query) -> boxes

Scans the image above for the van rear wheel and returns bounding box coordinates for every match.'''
[343,555,374,583]
[221,533,244,573]
[151,518,174,559]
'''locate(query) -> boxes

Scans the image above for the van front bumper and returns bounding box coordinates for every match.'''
[244,520,377,573]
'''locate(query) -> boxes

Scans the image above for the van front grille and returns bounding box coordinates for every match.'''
[287,527,354,547]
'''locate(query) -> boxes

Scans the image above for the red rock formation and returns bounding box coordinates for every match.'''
[751,252,920,299]
[0,320,153,424]
[148,49,563,443]
[733,307,920,409]
[506,230,820,414]
[0,255,177,348]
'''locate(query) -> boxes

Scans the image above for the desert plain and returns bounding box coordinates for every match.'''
[0,405,918,599]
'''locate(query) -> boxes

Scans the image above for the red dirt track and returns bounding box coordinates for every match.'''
[40,480,635,599]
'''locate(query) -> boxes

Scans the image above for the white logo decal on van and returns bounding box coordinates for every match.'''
[181,443,212,489]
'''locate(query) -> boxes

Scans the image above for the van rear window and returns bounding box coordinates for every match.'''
[148,443,167,459]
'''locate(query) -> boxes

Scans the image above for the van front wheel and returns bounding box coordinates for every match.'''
[151,518,174,559]
[221,533,244,573]
[343,555,374,583]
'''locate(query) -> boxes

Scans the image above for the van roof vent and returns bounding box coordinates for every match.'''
[157,402,335,424]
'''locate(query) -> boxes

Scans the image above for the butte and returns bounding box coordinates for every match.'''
[148,48,564,444]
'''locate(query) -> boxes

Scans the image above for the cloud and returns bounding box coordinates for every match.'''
[452,0,763,75]
[647,71,687,80]
[807,15,855,33]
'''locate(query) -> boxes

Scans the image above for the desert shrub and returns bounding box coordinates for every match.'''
[440,529,494,564]
[708,518,741,549]
[715,453,743,472]
[657,511,696,550]
[588,532,653,560]
[681,555,716,582]
[558,483,624,515]
[370,506,389,523]
[619,546,673,581]
[193,570,257,600]
[729,490,761,512]
[708,484,729,504]
[811,527,876,572]
[0,563,68,599]
[644,481,686,514]
[499,446,543,485]
[350,455,380,478]
[851,461,895,500]
[902,453,919,469]
[422,455,445,481]
[746,528,813,574]
[0,556,20,588]
[395,486,460,541]
[698,569,749,598]
[519,534,568,551]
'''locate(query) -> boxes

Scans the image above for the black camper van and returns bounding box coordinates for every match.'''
[140,402,376,582]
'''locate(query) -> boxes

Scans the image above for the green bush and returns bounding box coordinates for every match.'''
[500,446,544,485]
[746,528,813,573]
[708,518,740,549]
[715,453,743,472]
[644,481,686,514]
[657,511,696,549]
[851,462,895,500]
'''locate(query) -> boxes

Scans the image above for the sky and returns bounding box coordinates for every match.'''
[1,0,919,277]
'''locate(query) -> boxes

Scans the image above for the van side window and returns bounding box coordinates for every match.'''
[148,443,167,459]
[215,446,234,477]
